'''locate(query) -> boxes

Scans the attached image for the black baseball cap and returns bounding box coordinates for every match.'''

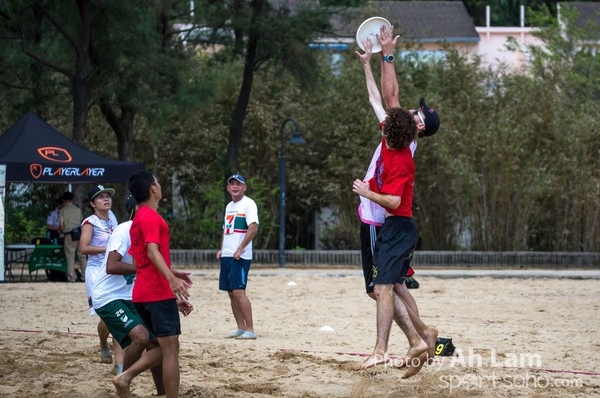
[88,185,115,201]
[227,174,246,184]
[420,98,441,137]
[123,193,138,221]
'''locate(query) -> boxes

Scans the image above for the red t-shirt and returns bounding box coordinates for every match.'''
[128,205,174,302]
[368,138,414,217]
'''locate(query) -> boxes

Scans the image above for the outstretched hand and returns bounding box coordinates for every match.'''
[377,25,399,55]
[355,38,373,64]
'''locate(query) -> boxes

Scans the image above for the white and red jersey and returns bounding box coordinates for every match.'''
[358,122,417,225]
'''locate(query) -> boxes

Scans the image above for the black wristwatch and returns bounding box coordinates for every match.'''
[383,54,395,63]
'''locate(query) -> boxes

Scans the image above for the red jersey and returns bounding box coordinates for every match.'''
[128,205,174,302]
[368,138,414,217]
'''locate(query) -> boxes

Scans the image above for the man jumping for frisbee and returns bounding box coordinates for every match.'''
[354,24,440,378]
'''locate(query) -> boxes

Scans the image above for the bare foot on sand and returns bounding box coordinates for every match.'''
[359,352,389,370]
[423,326,439,364]
[401,341,428,379]
[112,374,132,398]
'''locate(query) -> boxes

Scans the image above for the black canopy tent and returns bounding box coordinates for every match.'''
[0,111,144,183]
[0,111,144,282]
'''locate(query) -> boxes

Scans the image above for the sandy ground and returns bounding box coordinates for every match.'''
[0,268,599,398]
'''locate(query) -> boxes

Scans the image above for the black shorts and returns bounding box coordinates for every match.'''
[134,299,181,338]
[360,222,380,294]
[373,217,417,286]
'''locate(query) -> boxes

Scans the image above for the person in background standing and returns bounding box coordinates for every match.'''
[59,191,86,282]
[216,174,259,340]
[46,197,63,243]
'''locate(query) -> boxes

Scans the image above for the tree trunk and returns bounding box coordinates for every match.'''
[223,0,262,181]
[97,100,137,199]
[98,99,136,162]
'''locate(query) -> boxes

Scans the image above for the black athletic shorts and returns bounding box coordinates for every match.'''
[360,222,380,294]
[372,216,417,286]
[134,299,181,338]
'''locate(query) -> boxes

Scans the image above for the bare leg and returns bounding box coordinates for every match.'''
[395,283,438,362]
[230,290,254,332]
[113,337,124,369]
[122,325,150,370]
[389,294,427,378]
[98,319,110,345]
[113,346,162,398]
[364,291,394,368]
[158,335,180,398]
[394,282,419,316]
[122,328,165,396]
[367,288,427,369]
[147,338,165,396]
[150,363,165,396]
[361,283,395,369]
[98,319,113,364]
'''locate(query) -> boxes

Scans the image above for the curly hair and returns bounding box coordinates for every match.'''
[383,108,417,149]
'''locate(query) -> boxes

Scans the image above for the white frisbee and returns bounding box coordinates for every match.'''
[356,16,392,53]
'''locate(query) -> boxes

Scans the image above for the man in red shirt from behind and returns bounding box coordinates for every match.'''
[112,169,192,398]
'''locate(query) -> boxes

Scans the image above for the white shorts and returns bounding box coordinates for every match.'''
[85,266,103,316]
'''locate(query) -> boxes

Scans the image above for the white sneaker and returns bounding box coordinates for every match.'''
[235,331,257,340]
[227,329,245,338]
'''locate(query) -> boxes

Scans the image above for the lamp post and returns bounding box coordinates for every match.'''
[279,118,306,268]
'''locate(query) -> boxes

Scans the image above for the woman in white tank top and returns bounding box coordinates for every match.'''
[79,185,123,373]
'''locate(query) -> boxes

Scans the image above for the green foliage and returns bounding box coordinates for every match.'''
[457,0,556,26]
[168,180,223,249]
[3,183,55,244]
[4,210,45,244]
[2,2,600,252]
[319,223,360,250]
[167,176,277,250]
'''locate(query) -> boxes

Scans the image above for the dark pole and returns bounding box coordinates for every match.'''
[278,118,305,269]
[279,121,287,269]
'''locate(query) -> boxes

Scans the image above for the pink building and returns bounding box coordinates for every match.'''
[475,6,543,71]
[311,1,600,71]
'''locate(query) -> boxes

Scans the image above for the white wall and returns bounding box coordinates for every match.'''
[475,27,543,71]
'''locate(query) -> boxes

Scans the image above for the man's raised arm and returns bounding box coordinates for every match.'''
[355,38,386,123]
[378,25,400,109]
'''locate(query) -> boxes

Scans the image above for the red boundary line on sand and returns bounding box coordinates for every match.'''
[268,348,600,377]
[2,329,598,377]
[0,327,96,337]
